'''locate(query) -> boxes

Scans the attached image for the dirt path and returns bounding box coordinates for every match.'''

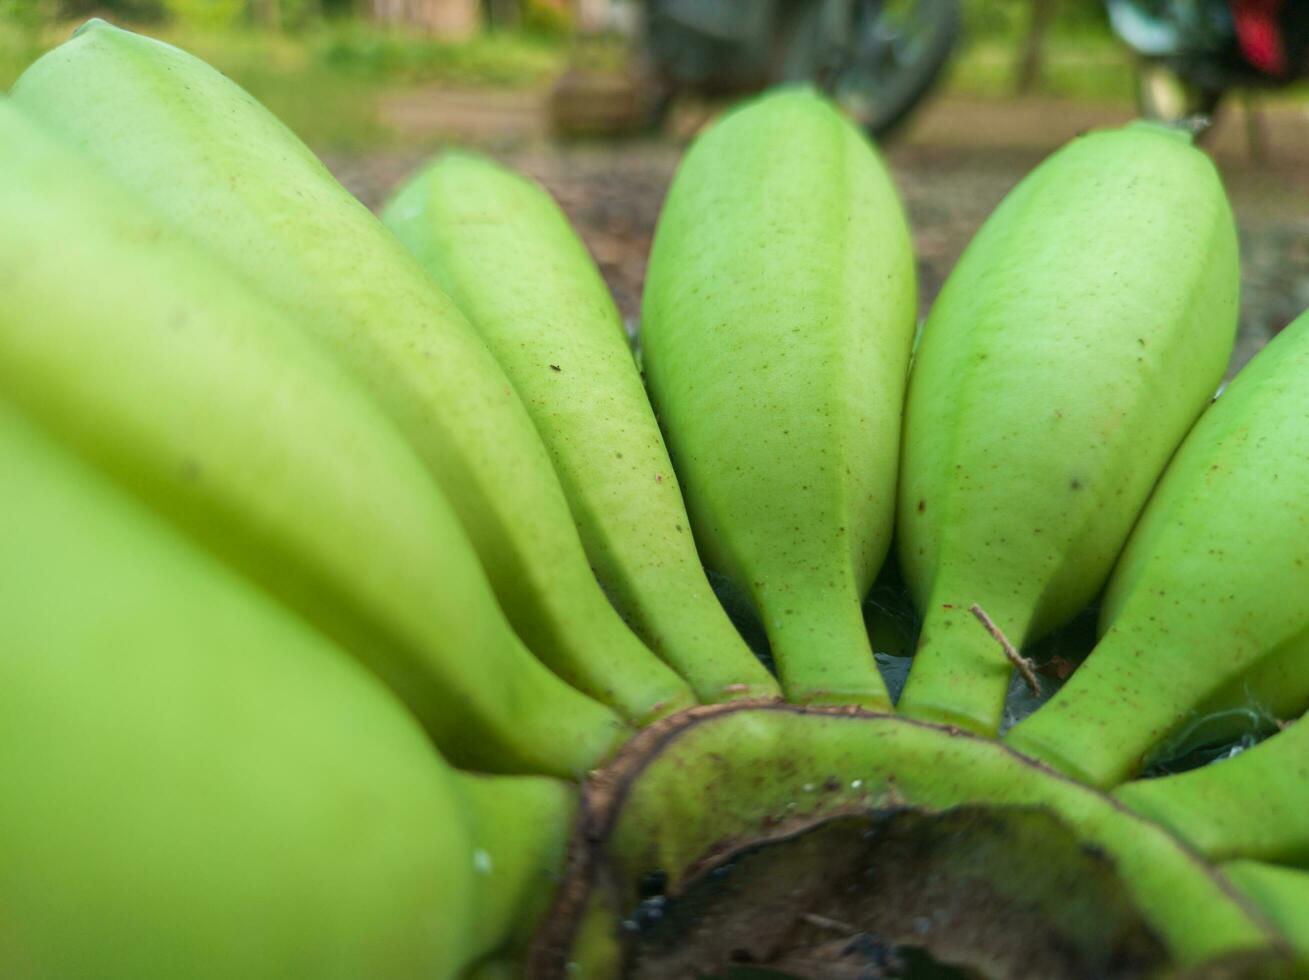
[326,89,1309,375]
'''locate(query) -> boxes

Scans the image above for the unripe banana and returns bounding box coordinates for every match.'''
[1222,861,1309,961]
[1140,633,1309,760]
[0,402,481,979]
[640,89,917,707]
[897,121,1239,736]
[1007,309,1309,788]
[453,771,576,966]
[12,20,693,726]
[1113,718,1309,866]
[0,98,624,776]
[381,152,779,703]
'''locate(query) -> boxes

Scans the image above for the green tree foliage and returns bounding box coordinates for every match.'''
[161,0,245,29]
[963,0,1111,40]
[1,0,46,28]
[23,0,339,29]
[55,0,165,21]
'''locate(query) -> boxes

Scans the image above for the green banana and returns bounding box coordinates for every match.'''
[12,19,694,725]
[1140,632,1309,760]
[640,88,917,707]
[0,98,624,776]
[1222,861,1309,961]
[1007,308,1309,788]
[896,121,1239,735]
[1114,718,1309,866]
[453,771,577,969]
[381,152,778,703]
[0,401,482,979]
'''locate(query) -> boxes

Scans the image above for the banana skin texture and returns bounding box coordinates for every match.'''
[12,20,692,726]
[1222,861,1309,961]
[1142,623,1309,760]
[0,403,481,980]
[382,152,779,704]
[1114,717,1309,866]
[641,89,917,707]
[1007,308,1309,788]
[0,99,625,776]
[897,121,1239,736]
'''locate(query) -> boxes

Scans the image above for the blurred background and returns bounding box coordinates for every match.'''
[3,0,1306,368]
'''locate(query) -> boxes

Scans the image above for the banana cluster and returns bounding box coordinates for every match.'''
[1,19,1306,979]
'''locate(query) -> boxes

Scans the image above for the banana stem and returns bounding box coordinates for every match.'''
[452,772,578,968]
[1222,861,1309,960]
[528,703,1276,976]
[1114,717,1309,866]
[898,597,1035,735]
[760,584,891,709]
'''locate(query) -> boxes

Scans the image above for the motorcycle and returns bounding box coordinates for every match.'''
[1107,0,1309,127]
[637,0,962,139]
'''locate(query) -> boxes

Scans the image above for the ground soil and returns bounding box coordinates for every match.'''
[323,88,1309,376]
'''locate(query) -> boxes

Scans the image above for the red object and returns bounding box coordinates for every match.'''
[1233,0,1288,75]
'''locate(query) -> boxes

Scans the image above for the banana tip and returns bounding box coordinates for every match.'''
[73,16,112,38]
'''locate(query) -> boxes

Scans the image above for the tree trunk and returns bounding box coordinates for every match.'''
[371,0,480,37]
[488,0,520,29]
[251,0,283,31]
[1015,0,1057,94]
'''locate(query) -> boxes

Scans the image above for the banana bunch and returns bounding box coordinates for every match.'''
[14,18,696,728]
[2,20,1307,979]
